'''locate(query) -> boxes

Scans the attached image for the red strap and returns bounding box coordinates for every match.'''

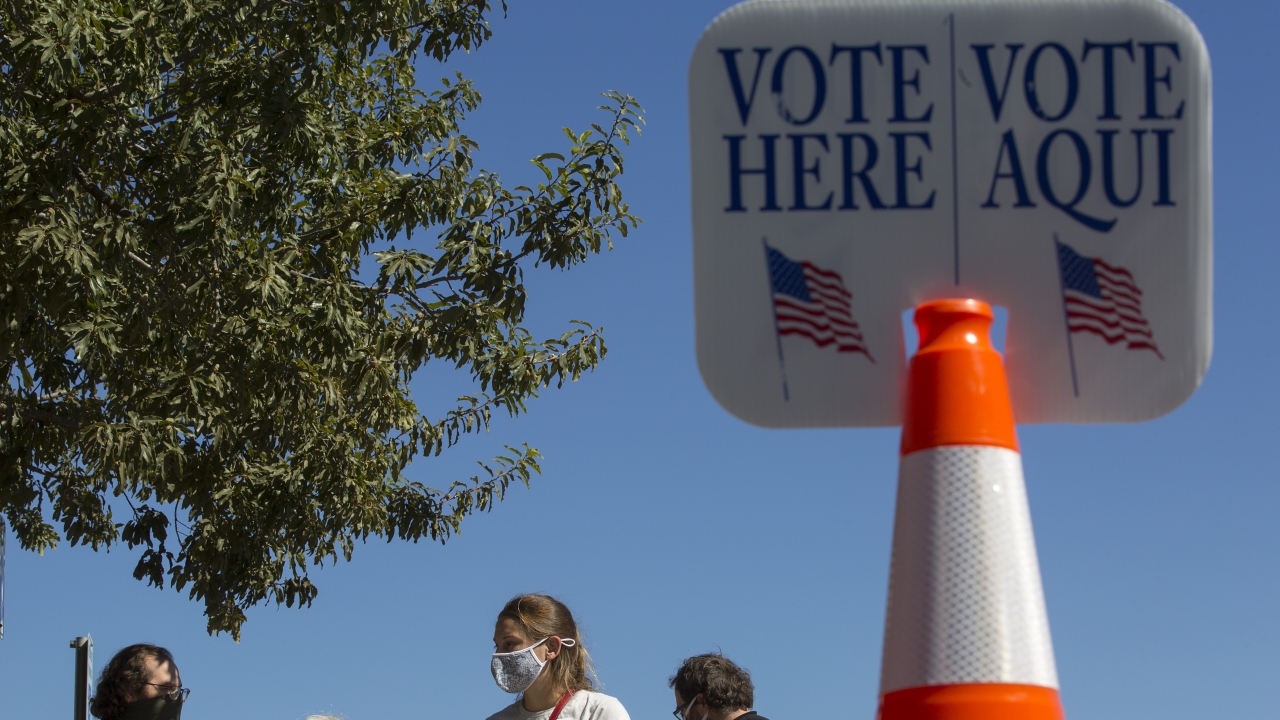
[548,690,576,720]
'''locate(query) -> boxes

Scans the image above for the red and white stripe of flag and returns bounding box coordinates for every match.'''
[1064,258,1163,359]
[773,262,873,359]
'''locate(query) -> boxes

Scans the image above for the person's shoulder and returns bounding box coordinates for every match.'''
[744,713,771,720]
[484,699,523,720]
[572,690,630,720]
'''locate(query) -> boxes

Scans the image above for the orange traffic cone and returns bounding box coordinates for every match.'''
[877,299,1064,720]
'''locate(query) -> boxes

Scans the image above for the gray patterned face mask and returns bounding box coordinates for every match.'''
[490,637,577,693]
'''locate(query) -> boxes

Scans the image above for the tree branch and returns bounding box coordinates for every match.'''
[158,46,205,74]
[70,83,127,103]
[128,251,154,271]
[0,400,83,430]
[286,267,378,293]
[67,161,154,228]
[24,464,79,482]
[22,407,83,430]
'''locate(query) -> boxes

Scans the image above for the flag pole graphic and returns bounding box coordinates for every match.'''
[762,238,790,402]
[1053,235,1081,398]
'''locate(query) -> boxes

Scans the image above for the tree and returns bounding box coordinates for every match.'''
[0,0,641,638]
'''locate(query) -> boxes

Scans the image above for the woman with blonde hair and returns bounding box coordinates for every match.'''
[486,594,630,720]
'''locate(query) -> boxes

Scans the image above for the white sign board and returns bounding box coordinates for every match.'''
[690,0,1211,427]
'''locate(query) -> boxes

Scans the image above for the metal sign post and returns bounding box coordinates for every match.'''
[0,517,6,640]
[71,635,93,720]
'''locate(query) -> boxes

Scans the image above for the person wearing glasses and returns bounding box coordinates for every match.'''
[90,643,189,720]
[486,593,631,720]
[670,653,769,720]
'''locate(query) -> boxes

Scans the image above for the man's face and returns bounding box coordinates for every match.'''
[133,655,181,701]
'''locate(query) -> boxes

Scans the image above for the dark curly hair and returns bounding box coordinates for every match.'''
[90,644,175,720]
[669,653,754,713]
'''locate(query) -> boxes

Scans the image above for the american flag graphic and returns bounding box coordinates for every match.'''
[765,244,873,360]
[1056,240,1163,359]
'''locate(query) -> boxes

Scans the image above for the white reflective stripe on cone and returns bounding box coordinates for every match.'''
[880,445,1058,694]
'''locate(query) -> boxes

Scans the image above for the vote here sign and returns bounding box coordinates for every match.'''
[689,0,1211,427]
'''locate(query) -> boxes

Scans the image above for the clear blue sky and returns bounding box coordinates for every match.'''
[3,1,1277,718]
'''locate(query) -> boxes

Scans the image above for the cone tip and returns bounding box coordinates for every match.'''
[902,298,1017,454]
[915,298,993,319]
[914,299,996,355]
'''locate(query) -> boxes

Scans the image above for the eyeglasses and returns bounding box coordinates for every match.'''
[672,694,699,720]
[145,684,191,701]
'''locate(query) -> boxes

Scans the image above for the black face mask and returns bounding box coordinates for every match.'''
[118,695,183,720]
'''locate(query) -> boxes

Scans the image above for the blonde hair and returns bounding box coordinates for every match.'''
[498,594,597,694]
